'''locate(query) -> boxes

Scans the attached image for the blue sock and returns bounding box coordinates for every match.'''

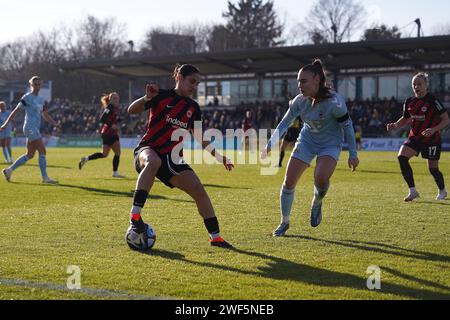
[7,145,12,160]
[10,154,29,171]
[2,147,9,162]
[313,184,329,205]
[39,155,48,178]
[280,185,295,223]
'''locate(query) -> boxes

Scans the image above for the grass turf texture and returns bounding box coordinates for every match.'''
[0,148,449,300]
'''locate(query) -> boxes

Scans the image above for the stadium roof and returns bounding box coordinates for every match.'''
[60,35,450,79]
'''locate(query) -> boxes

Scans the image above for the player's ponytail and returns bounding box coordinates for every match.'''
[301,59,332,101]
[100,93,109,108]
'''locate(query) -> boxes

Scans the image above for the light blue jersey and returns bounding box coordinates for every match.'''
[0,110,12,138]
[268,91,357,164]
[18,93,46,141]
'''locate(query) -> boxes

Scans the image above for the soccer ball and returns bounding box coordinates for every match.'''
[125,223,156,251]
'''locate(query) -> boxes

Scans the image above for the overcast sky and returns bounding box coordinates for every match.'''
[0,0,448,45]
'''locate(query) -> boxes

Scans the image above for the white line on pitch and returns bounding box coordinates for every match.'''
[0,278,178,300]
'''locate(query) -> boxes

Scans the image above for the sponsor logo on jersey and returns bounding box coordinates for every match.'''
[411,115,426,121]
[166,115,188,129]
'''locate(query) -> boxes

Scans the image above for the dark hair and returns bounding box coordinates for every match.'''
[301,59,331,100]
[172,64,200,80]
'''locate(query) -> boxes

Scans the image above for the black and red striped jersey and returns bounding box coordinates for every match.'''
[137,89,202,154]
[403,93,447,144]
[242,118,253,132]
[100,104,120,136]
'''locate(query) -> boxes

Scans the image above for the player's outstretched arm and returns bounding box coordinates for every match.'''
[198,138,234,171]
[42,109,59,127]
[0,105,20,132]
[386,117,410,132]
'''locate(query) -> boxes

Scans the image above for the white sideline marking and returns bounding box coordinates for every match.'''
[0,278,177,300]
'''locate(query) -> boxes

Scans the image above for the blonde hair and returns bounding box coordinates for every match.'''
[29,76,41,84]
[413,72,429,84]
[100,92,119,108]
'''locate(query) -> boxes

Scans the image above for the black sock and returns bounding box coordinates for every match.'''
[113,155,120,171]
[398,155,415,188]
[204,217,220,237]
[133,190,149,208]
[88,152,103,161]
[279,151,285,167]
[429,168,445,190]
[131,190,148,233]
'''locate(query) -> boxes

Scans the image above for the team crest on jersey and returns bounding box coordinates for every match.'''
[186,110,193,118]
[421,106,427,112]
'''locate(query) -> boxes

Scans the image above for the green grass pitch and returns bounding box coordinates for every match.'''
[0,148,449,300]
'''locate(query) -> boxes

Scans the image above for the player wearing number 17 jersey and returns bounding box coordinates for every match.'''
[387,72,450,201]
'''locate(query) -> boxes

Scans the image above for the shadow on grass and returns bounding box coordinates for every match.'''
[285,236,450,263]
[142,247,450,299]
[335,168,430,176]
[416,200,450,206]
[8,182,194,203]
[203,183,251,190]
[2,163,73,170]
[335,168,399,175]
[57,183,194,203]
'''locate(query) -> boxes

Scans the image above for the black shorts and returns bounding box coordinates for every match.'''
[133,146,192,188]
[102,134,119,146]
[404,137,441,160]
[284,127,300,143]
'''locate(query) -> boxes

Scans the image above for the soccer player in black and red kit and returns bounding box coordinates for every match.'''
[78,92,124,177]
[126,64,234,250]
[387,73,450,201]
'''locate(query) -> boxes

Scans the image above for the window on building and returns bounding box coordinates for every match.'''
[361,76,377,100]
[378,75,397,99]
[397,74,412,100]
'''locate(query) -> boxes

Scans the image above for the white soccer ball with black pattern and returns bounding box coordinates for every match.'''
[125,223,156,250]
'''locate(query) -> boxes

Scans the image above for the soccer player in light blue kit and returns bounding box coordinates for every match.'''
[261,60,359,236]
[1,76,59,184]
[0,101,14,164]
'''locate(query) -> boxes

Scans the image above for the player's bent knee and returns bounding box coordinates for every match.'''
[398,155,409,164]
[429,167,440,173]
[283,180,296,190]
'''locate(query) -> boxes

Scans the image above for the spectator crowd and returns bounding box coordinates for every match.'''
[5,94,450,140]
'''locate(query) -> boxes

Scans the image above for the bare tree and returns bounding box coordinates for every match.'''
[0,41,29,76]
[67,15,127,60]
[303,0,367,44]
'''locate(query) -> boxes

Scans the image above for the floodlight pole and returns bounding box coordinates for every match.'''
[331,24,338,43]
[414,19,422,38]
